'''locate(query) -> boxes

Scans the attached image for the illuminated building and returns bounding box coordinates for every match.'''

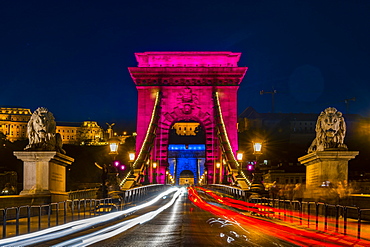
[0,107,106,145]
[0,107,32,142]
[55,122,80,144]
[238,107,370,184]
[171,122,199,136]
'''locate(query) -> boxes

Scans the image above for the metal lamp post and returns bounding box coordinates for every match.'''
[222,159,228,184]
[128,151,135,177]
[237,151,244,175]
[143,159,150,185]
[153,161,158,184]
[109,137,120,158]
[103,137,120,197]
[250,141,265,196]
[216,162,221,184]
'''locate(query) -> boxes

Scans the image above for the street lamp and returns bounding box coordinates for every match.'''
[153,161,158,184]
[109,137,120,158]
[222,159,228,184]
[236,150,244,177]
[216,162,221,184]
[100,137,121,198]
[128,152,135,162]
[237,151,244,162]
[127,151,136,179]
[250,141,265,196]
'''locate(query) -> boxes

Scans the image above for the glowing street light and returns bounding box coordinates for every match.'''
[251,141,265,196]
[237,151,244,161]
[128,152,135,161]
[127,151,136,180]
[109,137,120,155]
[253,142,262,155]
[153,161,158,184]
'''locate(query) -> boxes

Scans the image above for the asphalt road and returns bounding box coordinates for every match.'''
[5,188,368,246]
[91,191,296,247]
[30,189,294,247]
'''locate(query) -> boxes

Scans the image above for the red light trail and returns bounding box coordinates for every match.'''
[188,186,370,246]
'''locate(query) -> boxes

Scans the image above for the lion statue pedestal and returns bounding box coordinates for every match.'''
[299,151,358,200]
[14,151,74,201]
[298,107,358,201]
[13,107,74,202]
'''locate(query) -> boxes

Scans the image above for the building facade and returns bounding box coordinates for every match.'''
[0,107,32,142]
[0,107,105,145]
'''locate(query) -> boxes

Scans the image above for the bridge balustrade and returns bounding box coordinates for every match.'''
[249,197,370,240]
[0,184,170,239]
[205,184,248,201]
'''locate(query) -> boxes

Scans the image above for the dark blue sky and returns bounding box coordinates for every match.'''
[1,0,369,131]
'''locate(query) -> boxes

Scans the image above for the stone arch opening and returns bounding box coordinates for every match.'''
[167,119,206,185]
[179,170,195,186]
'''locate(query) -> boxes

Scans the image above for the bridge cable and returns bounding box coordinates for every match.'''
[213,92,251,186]
[120,92,162,186]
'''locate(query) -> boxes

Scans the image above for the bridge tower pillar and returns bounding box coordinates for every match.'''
[128,52,248,185]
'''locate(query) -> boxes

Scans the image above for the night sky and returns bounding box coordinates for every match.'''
[1,0,369,132]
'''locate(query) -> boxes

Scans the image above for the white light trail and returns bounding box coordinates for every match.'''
[0,187,180,247]
[57,188,183,246]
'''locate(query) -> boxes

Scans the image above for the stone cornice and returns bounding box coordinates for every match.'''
[128,67,247,86]
[298,150,359,165]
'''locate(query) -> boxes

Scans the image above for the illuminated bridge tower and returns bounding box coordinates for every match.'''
[126,52,248,188]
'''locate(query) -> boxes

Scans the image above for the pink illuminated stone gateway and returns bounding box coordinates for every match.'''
[128,51,248,185]
[135,51,242,67]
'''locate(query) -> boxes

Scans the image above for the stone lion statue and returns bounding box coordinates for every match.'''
[308,107,347,153]
[24,107,65,154]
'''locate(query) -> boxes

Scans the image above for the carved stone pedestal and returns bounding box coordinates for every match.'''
[14,151,74,201]
[298,150,358,200]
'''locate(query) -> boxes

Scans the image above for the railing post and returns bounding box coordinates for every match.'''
[343,206,347,235]
[38,206,42,230]
[56,203,59,226]
[48,205,51,228]
[315,203,319,230]
[3,208,7,239]
[27,206,31,233]
[324,204,328,231]
[15,207,20,236]
[64,201,67,224]
[307,203,310,228]
[335,205,340,232]
[77,199,81,219]
[358,208,361,239]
